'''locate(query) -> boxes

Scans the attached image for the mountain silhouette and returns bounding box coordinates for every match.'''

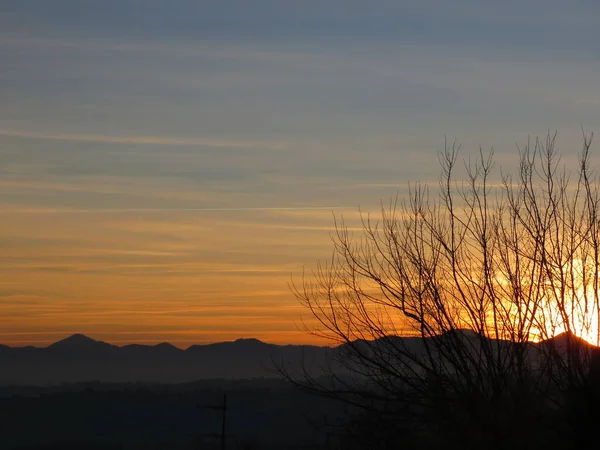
[1,332,596,386]
[544,331,592,347]
[49,334,117,352]
[0,334,334,385]
[121,342,180,355]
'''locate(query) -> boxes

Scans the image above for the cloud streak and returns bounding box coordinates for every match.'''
[0,129,286,150]
[0,206,351,214]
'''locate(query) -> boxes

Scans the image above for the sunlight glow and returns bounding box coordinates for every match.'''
[532,258,600,346]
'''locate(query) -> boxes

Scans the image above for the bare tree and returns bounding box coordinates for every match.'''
[287,131,600,449]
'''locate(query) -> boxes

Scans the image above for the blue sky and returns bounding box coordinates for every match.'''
[0,1,598,346]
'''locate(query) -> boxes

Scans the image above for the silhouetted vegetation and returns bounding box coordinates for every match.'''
[288,132,600,449]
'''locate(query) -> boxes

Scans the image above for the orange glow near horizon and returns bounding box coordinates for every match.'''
[535,277,600,347]
[0,202,357,349]
[528,304,600,347]
[495,257,600,347]
[3,183,600,349]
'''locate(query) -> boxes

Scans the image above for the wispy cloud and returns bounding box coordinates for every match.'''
[0,129,286,150]
[0,206,350,214]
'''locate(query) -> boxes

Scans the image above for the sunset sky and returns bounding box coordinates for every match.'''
[1,1,598,347]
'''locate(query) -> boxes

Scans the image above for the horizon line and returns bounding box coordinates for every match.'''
[1,330,586,351]
[0,334,337,350]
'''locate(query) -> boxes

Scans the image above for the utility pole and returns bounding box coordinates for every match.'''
[197,393,228,450]
[220,393,227,450]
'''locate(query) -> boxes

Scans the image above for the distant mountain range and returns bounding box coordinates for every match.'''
[0,332,595,385]
[0,334,336,385]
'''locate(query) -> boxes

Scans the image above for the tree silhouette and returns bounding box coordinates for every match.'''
[287,131,600,449]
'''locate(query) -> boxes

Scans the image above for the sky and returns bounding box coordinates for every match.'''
[0,1,599,347]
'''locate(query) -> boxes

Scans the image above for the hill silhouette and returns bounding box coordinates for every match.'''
[0,334,334,385]
[0,332,595,385]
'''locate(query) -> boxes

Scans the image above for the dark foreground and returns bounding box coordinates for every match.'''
[0,379,342,450]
